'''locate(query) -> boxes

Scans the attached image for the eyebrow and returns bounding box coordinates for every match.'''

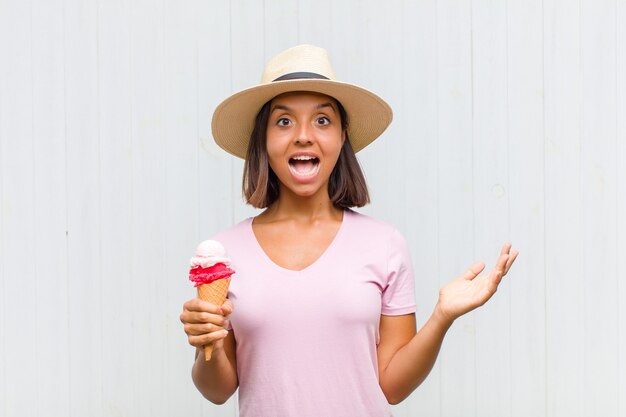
[316,102,336,112]
[271,104,291,113]
[270,102,337,114]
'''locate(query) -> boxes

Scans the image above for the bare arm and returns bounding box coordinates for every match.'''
[377,309,451,404]
[378,243,519,404]
[181,299,238,404]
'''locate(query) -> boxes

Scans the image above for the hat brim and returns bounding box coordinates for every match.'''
[211,79,393,159]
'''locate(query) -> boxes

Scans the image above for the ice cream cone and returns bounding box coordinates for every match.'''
[189,240,235,361]
[197,277,231,360]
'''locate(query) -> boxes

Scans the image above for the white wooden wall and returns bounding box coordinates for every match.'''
[0,1,624,416]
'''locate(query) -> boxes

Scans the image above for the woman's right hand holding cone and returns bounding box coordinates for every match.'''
[180,298,233,355]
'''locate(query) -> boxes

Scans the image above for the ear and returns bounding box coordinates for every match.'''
[341,129,346,145]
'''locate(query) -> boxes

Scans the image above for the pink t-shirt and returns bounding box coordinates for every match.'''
[214,209,416,417]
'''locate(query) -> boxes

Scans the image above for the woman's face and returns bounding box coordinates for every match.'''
[266,92,345,201]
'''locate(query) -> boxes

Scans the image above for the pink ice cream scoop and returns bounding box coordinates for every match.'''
[189,240,235,286]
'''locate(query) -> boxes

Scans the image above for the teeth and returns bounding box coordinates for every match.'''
[288,156,320,177]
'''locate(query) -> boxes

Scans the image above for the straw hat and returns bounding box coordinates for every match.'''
[211,45,393,159]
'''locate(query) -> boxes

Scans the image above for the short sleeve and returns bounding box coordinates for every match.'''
[381,228,417,315]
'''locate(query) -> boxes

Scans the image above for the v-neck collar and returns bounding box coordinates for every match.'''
[247,209,350,275]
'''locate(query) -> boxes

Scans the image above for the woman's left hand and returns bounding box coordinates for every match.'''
[436,243,519,323]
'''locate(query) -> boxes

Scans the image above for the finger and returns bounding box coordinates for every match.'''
[461,261,486,280]
[181,310,227,326]
[220,299,234,316]
[183,298,223,314]
[496,253,509,271]
[503,250,519,275]
[491,254,510,285]
[184,321,226,337]
[188,329,229,348]
[500,242,512,256]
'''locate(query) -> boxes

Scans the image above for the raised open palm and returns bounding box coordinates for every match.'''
[438,243,519,322]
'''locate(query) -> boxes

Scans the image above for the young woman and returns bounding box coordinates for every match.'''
[180,45,518,416]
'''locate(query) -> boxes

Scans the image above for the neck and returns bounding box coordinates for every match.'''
[261,188,342,222]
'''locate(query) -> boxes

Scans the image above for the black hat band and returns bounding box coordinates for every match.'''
[273,72,330,82]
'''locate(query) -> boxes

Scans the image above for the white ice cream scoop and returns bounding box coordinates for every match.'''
[190,239,231,268]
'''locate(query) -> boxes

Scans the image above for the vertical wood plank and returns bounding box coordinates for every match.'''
[329,1,367,88]
[97,0,135,414]
[0,1,37,415]
[264,0,298,56]
[64,0,103,414]
[435,1,476,416]
[0,2,4,401]
[297,0,332,46]
[1,1,10,415]
[129,1,167,415]
[197,1,234,239]
[543,1,584,416]
[401,0,441,415]
[359,0,405,231]
[229,0,265,92]
[129,1,196,415]
[31,0,70,414]
[618,2,626,415]
[471,1,511,416]
[507,0,547,415]
[163,0,199,270]
[580,1,619,415]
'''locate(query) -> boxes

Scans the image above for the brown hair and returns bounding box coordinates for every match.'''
[242,97,370,209]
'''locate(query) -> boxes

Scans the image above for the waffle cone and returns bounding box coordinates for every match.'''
[197,277,231,361]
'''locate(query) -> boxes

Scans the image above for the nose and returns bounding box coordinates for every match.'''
[295,122,313,145]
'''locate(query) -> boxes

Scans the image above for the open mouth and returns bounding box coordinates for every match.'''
[288,155,320,177]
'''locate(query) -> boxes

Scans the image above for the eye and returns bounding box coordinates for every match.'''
[276,117,292,127]
[316,116,330,126]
